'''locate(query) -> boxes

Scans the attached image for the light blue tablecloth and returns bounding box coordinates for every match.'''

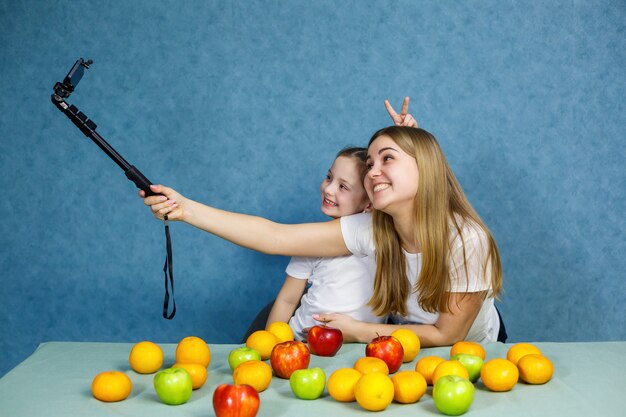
[0,341,624,416]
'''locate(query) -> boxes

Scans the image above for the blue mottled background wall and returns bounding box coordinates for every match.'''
[1,0,624,376]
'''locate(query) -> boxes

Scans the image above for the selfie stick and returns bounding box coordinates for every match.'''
[51,58,176,319]
[51,59,156,197]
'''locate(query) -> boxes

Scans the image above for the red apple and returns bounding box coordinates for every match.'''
[366,335,404,373]
[270,341,310,379]
[307,325,343,357]
[212,384,260,417]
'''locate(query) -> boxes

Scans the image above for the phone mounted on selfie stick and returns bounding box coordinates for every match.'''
[51,58,176,319]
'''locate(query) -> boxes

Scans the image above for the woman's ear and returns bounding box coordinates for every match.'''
[362,202,373,213]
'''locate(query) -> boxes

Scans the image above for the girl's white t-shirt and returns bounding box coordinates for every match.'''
[340,212,500,342]
[286,254,385,341]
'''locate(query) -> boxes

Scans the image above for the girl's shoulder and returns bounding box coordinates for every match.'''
[342,211,373,225]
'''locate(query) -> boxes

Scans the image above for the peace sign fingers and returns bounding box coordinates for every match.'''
[385,96,413,126]
[400,96,410,117]
[384,99,403,125]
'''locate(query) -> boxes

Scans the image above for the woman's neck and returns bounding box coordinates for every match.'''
[392,210,420,253]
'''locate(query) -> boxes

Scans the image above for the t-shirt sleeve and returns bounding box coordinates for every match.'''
[340,212,374,257]
[285,256,317,280]
[448,222,492,293]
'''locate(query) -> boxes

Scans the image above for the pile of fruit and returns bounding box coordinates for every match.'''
[90,323,554,417]
[91,336,211,405]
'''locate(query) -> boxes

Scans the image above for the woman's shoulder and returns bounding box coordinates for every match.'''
[449,214,489,250]
[340,212,373,235]
[340,212,374,255]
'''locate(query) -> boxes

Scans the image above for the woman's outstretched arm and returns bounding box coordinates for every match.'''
[141,184,350,258]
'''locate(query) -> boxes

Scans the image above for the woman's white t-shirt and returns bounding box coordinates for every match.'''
[340,212,500,342]
[286,254,385,341]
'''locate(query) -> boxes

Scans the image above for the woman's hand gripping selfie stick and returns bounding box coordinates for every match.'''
[51,58,177,319]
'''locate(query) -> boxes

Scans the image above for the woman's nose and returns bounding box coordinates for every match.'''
[367,165,381,178]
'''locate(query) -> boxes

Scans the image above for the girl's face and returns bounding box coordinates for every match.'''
[320,156,371,219]
[365,135,419,216]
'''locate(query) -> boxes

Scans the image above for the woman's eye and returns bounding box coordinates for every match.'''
[340,184,347,190]
[383,154,394,162]
[365,163,373,170]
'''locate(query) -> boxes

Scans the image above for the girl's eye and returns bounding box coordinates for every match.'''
[383,154,394,162]
[325,174,331,181]
[339,184,347,190]
[365,163,373,171]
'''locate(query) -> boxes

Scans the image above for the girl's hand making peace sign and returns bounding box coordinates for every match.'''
[385,96,418,128]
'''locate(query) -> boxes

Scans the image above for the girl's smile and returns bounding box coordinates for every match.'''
[320,156,370,218]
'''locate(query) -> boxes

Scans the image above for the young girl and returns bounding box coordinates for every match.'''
[265,147,384,341]
[142,118,503,347]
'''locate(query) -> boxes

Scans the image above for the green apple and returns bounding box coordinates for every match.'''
[433,375,475,416]
[228,347,262,371]
[452,353,484,382]
[153,367,193,405]
[289,367,326,400]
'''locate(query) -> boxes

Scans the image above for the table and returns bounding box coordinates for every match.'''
[0,341,624,416]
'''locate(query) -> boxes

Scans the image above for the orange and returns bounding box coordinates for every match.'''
[354,372,395,411]
[266,321,294,343]
[129,341,163,374]
[415,355,445,385]
[91,371,132,402]
[175,336,211,367]
[432,360,470,385]
[450,341,486,360]
[232,360,272,392]
[246,330,279,360]
[507,343,542,365]
[173,363,208,389]
[517,354,554,384]
[391,370,427,404]
[391,329,421,362]
[328,368,363,402]
[354,356,389,375]
[481,358,519,392]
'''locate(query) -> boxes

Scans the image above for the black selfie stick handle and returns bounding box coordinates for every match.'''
[126,166,156,197]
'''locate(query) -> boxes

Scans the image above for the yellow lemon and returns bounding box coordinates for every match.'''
[175,336,211,368]
[172,363,208,389]
[129,341,163,374]
[328,368,363,402]
[266,321,294,343]
[506,343,542,365]
[391,370,427,404]
[232,360,272,392]
[432,360,470,385]
[354,372,394,411]
[246,330,279,360]
[91,371,132,402]
[354,356,389,375]
[415,355,445,385]
[391,329,421,362]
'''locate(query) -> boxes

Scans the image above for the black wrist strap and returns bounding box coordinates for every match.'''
[162,214,176,319]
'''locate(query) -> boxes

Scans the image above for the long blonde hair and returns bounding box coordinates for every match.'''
[367,126,502,316]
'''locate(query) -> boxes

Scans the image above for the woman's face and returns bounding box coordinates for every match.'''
[319,156,371,219]
[365,135,419,216]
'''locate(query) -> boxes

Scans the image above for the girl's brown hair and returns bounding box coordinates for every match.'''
[367,126,502,316]
[335,146,368,179]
